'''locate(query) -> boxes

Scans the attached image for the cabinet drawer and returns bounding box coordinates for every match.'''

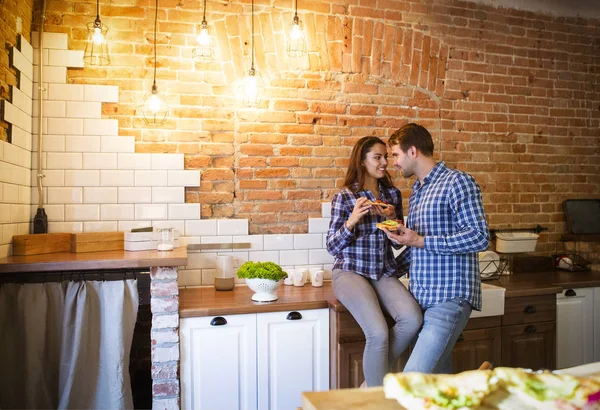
[502,294,556,326]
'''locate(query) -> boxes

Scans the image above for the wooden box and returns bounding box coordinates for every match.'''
[70,231,124,253]
[12,233,72,255]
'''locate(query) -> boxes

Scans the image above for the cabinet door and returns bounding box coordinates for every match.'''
[338,341,366,389]
[180,314,257,410]
[502,321,556,370]
[451,327,502,373]
[257,309,329,410]
[556,287,594,369]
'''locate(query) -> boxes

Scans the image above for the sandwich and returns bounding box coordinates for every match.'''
[383,370,493,409]
[376,219,403,231]
[366,199,394,208]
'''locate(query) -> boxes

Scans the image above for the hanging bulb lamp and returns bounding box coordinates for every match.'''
[238,0,264,106]
[83,0,110,66]
[286,0,306,57]
[138,0,170,126]
[193,0,215,63]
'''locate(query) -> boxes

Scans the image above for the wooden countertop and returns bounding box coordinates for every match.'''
[179,282,336,318]
[180,270,600,318]
[0,247,187,273]
[302,387,399,410]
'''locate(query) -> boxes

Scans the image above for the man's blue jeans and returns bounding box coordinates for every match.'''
[403,298,472,374]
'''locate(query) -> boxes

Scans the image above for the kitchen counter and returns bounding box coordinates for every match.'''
[179,270,600,317]
[0,247,187,273]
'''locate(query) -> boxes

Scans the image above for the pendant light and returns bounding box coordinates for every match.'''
[238,0,264,107]
[138,0,170,126]
[83,0,110,66]
[286,0,306,57]
[193,0,215,63]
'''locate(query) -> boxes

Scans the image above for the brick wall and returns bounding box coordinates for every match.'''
[2,0,599,255]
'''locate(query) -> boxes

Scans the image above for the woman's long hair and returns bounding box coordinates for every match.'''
[343,136,394,193]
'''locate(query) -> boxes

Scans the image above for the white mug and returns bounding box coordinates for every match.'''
[310,270,324,287]
[283,268,295,286]
[293,269,307,287]
[215,255,239,279]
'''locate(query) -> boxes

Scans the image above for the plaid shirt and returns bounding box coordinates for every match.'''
[397,162,489,311]
[326,183,403,279]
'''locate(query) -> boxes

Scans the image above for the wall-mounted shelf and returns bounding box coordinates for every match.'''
[187,243,251,252]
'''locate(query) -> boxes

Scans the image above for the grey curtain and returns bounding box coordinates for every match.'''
[0,279,139,409]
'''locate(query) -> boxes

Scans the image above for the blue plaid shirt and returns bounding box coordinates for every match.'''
[397,162,489,311]
[327,183,403,279]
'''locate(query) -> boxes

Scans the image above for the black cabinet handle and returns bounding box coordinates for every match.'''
[457,334,465,342]
[210,317,227,326]
[287,311,302,320]
[525,325,537,334]
[565,289,577,297]
[524,305,537,314]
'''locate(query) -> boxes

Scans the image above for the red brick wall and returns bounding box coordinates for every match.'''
[6,0,600,254]
[0,0,33,142]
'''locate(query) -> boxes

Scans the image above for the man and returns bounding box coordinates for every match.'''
[384,123,490,374]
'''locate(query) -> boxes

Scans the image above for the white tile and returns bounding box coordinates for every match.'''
[0,245,9,258]
[264,234,294,251]
[178,269,203,287]
[11,49,33,81]
[118,187,151,204]
[187,252,217,269]
[280,250,309,265]
[2,223,19,244]
[294,233,324,249]
[12,87,32,116]
[65,136,101,152]
[0,204,10,223]
[33,66,66,84]
[3,143,23,166]
[84,187,117,203]
[232,235,263,251]
[32,48,47,65]
[100,170,134,186]
[151,154,184,170]
[167,170,200,187]
[31,116,46,136]
[3,101,32,133]
[89,120,119,137]
[3,183,19,203]
[168,204,200,220]
[201,236,232,245]
[118,221,151,231]
[309,249,335,264]
[247,251,279,264]
[135,170,168,186]
[101,204,134,220]
[48,83,84,101]
[135,204,167,220]
[322,234,328,248]
[152,187,184,203]
[33,100,66,118]
[64,170,99,187]
[39,135,65,152]
[84,221,118,232]
[10,204,28,225]
[83,153,117,169]
[48,49,84,68]
[308,217,331,233]
[32,32,68,49]
[322,202,332,218]
[19,185,30,204]
[153,220,185,234]
[65,204,100,221]
[201,269,217,286]
[19,35,34,63]
[178,236,199,248]
[0,140,4,160]
[66,101,101,118]
[185,220,217,236]
[217,219,248,236]
[48,222,83,233]
[46,152,82,169]
[47,118,83,135]
[47,187,83,204]
[84,85,119,102]
[225,251,249,267]
[118,153,151,170]
[20,73,34,99]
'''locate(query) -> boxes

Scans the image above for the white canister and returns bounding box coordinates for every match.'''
[310,269,324,287]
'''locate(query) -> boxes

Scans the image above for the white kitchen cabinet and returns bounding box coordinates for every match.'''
[556,287,594,369]
[180,314,257,410]
[257,309,330,410]
[180,308,329,410]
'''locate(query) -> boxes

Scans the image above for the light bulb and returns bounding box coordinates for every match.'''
[244,74,258,101]
[92,27,104,45]
[197,27,210,46]
[290,23,304,40]
[148,94,162,114]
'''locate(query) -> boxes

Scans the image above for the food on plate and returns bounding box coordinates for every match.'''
[366,199,394,208]
[376,219,403,231]
[383,370,493,409]
[383,367,600,410]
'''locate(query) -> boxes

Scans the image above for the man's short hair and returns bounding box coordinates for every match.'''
[388,123,434,157]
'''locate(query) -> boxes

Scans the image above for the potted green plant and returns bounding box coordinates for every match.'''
[236,261,288,302]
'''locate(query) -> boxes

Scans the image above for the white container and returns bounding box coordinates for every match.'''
[495,232,539,253]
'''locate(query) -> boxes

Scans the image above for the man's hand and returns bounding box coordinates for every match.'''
[383,224,425,248]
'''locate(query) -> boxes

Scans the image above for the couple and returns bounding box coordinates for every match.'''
[326,123,490,387]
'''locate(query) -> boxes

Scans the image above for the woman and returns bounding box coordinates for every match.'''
[326,136,423,387]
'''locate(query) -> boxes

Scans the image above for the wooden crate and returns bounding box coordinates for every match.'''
[12,233,72,255]
[70,231,124,253]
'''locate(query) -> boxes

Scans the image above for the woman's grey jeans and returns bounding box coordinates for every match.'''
[332,269,423,387]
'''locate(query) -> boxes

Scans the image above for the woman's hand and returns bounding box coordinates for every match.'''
[371,204,396,219]
[346,197,372,231]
